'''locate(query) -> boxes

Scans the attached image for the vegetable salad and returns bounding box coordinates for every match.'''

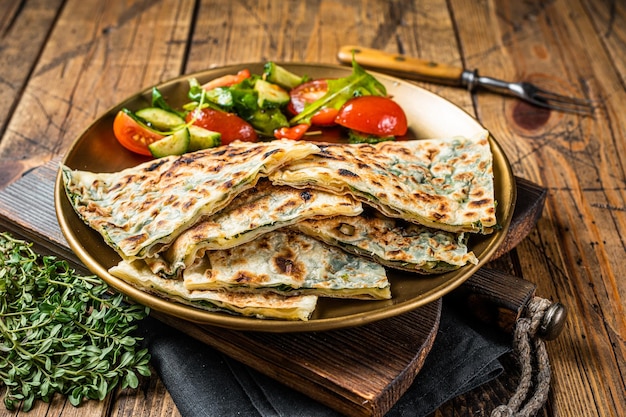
[113,59,408,158]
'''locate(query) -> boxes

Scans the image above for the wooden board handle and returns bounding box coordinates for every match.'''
[453,268,536,334]
[337,45,465,85]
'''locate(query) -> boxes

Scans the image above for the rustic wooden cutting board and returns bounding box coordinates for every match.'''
[0,161,545,417]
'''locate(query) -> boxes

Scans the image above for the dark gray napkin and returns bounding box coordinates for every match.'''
[138,300,510,417]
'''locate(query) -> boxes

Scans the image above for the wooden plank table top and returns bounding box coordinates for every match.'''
[0,1,624,416]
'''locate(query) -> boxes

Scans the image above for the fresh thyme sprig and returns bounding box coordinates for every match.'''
[0,232,151,411]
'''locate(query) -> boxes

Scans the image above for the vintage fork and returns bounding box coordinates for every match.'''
[338,46,594,116]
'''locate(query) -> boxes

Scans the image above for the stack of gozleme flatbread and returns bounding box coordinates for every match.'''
[61,130,496,321]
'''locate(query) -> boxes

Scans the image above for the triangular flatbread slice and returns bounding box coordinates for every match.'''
[270,130,496,233]
[147,179,362,277]
[61,139,320,259]
[109,260,318,321]
[294,207,478,274]
[183,230,391,300]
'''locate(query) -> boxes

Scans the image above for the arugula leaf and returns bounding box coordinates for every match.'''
[187,77,205,102]
[151,87,185,118]
[228,77,260,119]
[290,58,387,124]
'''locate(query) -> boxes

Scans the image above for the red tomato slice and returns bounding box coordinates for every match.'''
[287,79,339,126]
[201,69,251,91]
[186,108,257,145]
[335,96,408,136]
[113,110,165,156]
[274,124,310,140]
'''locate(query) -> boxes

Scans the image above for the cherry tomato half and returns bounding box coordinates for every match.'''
[186,108,257,145]
[113,110,165,156]
[201,69,251,91]
[335,96,408,136]
[287,79,338,126]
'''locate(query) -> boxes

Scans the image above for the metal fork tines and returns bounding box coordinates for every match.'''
[461,70,594,115]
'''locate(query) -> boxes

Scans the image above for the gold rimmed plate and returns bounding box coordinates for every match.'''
[54,63,515,332]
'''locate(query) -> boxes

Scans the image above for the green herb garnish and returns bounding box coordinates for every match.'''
[0,232,151,411]
[290,57,387,125]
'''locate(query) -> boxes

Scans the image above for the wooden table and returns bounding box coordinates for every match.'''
[1,0,624,416]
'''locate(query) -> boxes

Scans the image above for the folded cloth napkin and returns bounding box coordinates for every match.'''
[138,300,510,417]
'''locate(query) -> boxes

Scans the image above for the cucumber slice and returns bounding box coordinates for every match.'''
[149,127,190,157]
[136,107,186,131]
[263,62,308,89]
[255,79,290,109]
[188,125,221,151]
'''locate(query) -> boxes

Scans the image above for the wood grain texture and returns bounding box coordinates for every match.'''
[0,0,63,134]
[1,0,624,416]
[0,0,194,178]
[153,302,441,417]
[447,1,626,416]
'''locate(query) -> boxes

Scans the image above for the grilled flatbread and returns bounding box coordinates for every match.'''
[63,132,496,321]
[183,230,391,300]
[61,139,320,260]
[109,260,318,321]
[148,179,363,277]
[270,130,496,234]
[294,207,478,274]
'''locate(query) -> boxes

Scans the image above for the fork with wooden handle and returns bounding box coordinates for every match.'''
[338,45,594,115]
